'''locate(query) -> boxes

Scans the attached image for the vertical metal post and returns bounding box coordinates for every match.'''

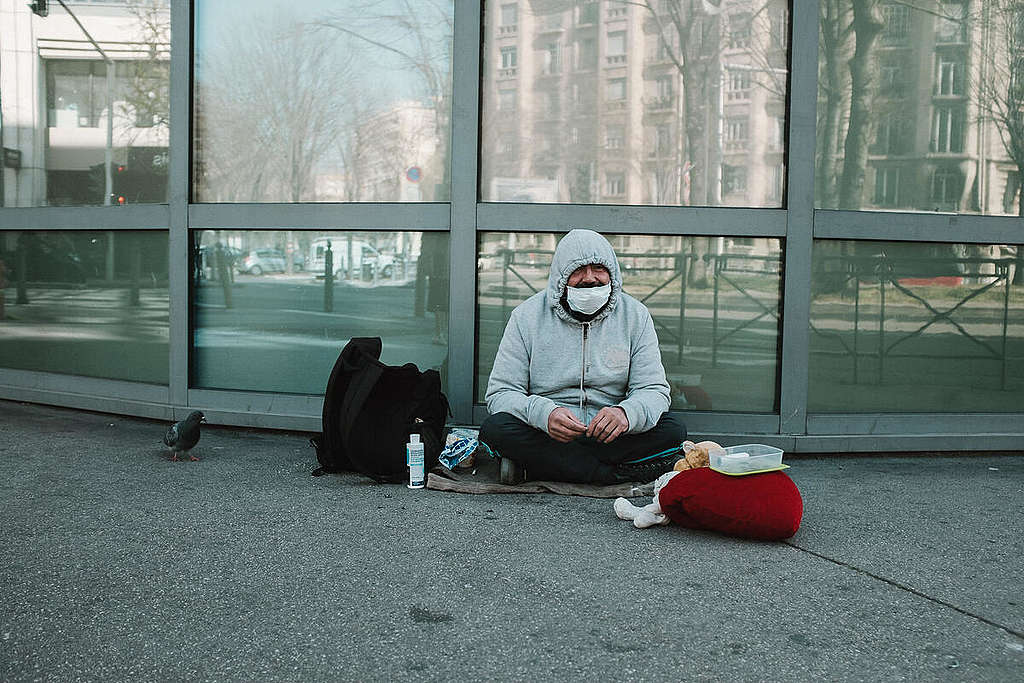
[677,250,688,365]
[1001,262,1010,390]
[167,0,190,408]
[711,255,720,368]
[853,263,860,384]
[777,0,818,432]
[447,0,482,421]
[878,273,886,385]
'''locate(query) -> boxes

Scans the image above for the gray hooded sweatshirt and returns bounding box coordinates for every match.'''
[485,229,671,435]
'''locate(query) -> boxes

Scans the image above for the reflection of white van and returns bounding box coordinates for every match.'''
[308,237,395,278]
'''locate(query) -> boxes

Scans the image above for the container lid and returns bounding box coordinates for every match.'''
[410,434,420,443]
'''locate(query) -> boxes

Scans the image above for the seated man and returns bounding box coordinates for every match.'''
[480,229,686,484]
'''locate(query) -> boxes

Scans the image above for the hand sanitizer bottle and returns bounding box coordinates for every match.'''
[407,433,425,489]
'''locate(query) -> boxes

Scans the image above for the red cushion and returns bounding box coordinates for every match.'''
[658,468,803,540]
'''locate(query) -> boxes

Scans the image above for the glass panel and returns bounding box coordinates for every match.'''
[193,0,453,203]
[816,0,1024,216]
[0,3,170,207]
[476,232,782,412]
[480,1,789,206]
[809,240,1024,412]
[0,230,169,383]
[192,230,449,394]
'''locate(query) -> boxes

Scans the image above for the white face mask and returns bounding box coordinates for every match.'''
[566,283,611,315]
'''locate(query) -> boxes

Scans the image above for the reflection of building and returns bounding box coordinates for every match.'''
[0,1,170,207]
[319,102,443,202]
[480,0,788,207]
[853,1,1020,215]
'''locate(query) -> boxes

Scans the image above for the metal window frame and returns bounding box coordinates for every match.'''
[1,0,1022,451]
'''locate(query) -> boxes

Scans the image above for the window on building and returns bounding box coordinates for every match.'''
[932,166,963,206]
[570,127,580,145]
[881,4,911,46]
[770,6,789,48]
[656,75,673,100]
[607,31,627,56]
[728,13,752,49]
[936,1,966,43]
[542,42,561,74]
[769,116,785,151]
[501,137,515,154]
[46,60,108,128]
[723,165,747,194]
[874,167,901,206]
[607,78,626,101]
[500,46,517,69]
[499,88,517,112]
[932,106,964,152]
[606,124,624,149]
[578,1,598,25]
[544,91,559,117]
[655,125,671,155]
[725,117,749,148]
[605,172,625,196]
[500,3,518,27]
[770,164,785,201]
[542,11,563,31]
[878,57,905,97]
[873,112,911,155]
[936,56,965,96]
[726,70,751,101]
[577,38,597,69]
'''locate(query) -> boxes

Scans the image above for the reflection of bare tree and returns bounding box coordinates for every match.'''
[315,0,453,199]
[122,0,170,134]
[838,0,883,210]
[817,0,852,208]
[196,14,354,201]
[626,0,720,207]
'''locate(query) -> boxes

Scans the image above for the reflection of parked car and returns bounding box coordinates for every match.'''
[237,249,286,276]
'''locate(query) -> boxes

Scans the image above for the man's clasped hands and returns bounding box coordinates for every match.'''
[548,406,629,444]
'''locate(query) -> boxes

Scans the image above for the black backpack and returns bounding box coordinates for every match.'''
[311,337,449,482]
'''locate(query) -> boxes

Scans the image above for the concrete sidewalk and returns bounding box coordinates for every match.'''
[0,399,1021,681]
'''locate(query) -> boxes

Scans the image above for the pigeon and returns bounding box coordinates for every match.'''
[163,411,205,461]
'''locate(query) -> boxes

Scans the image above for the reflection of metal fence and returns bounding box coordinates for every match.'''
[490,248,781,367]
[812,255,1014,389]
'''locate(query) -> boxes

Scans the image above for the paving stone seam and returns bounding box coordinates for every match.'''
[784,540,1024,641]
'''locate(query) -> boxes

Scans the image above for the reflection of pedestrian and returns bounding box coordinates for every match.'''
[420,233,449,345]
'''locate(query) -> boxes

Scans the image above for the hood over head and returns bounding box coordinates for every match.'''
[547,229,622,322]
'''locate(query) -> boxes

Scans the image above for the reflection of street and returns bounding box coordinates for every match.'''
[475,266,783,413]
[193,276,447,394]
[0,286,169,383]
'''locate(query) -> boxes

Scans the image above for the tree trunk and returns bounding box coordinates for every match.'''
[838,0,882,210]
[1015,174,1024,285]
[817,0,848,208]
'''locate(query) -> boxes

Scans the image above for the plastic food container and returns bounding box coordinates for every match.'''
[708,444,784,474]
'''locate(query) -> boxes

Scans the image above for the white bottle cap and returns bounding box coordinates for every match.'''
[410,434,420,443]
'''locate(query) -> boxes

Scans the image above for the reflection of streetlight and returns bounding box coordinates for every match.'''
[36,0,115,206]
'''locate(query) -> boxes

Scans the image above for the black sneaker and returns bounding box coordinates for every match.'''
[612,451,680,484]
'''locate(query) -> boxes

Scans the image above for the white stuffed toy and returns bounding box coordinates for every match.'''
[613,470,680,528]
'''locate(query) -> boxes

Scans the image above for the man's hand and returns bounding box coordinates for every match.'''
[548,407,587,443]
[587,406,629,444]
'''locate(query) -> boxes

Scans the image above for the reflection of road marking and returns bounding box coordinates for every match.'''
[195,302,409,325]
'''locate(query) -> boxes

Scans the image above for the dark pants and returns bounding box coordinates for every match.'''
[479,412,687,484]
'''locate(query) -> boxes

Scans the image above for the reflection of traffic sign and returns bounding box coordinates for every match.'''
[406,166,421,183]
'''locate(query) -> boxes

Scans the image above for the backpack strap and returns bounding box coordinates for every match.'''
[339,360,384,452]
